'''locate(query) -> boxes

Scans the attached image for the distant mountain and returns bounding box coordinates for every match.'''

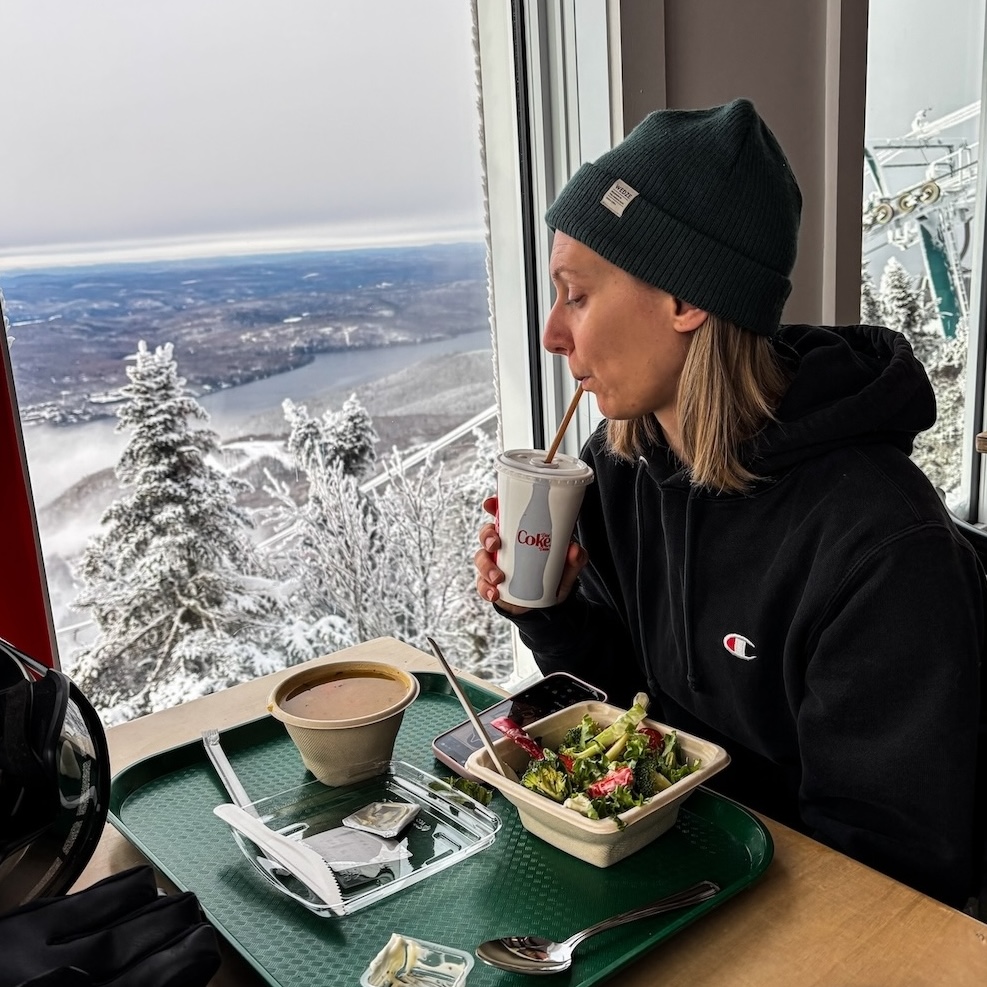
[2,241,489,424]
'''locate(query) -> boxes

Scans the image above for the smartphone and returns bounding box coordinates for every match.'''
[432,672,607,779]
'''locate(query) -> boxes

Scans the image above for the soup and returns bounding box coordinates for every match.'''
[280,671,409,721]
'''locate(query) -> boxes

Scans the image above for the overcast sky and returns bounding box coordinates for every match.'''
[865,0,984,141]
[0,0,484,265]
[0,0,983,269]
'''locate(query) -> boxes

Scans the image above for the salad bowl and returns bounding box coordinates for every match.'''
[465,700,730,867]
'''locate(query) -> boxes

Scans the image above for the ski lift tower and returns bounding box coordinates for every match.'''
[863,101,980,337]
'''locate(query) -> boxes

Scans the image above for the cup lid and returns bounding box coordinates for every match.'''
[496,449,594,483]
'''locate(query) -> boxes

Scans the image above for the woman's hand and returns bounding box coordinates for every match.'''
[474,495,587,613]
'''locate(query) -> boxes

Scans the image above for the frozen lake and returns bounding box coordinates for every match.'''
[22,328,491,506]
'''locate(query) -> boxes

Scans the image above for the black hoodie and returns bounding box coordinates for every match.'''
[508,324,985,907]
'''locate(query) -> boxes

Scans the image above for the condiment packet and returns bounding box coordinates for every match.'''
[303,827,411,888]
[343,800,421,838]
[361,933,474,987]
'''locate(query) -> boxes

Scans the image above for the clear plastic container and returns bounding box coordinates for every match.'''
[221,760,500,916]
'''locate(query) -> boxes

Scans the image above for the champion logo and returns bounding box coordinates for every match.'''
[723,634,757,660]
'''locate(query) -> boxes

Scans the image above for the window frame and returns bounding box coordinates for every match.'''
[964,64,987,521]
[475,0,620,465]
[474,0,622,682]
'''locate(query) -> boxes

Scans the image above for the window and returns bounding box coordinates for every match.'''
[862,0,987,515]
[0,0,521,719]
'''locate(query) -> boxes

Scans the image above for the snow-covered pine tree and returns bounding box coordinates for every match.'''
[362,434,512,678]
[860,263,882,324]
[872,260,967,501]
[878,257,951,374]
[284,394,378,480]
[262,398,384,659]
[70,341,285,722]
[911,320,968,500]
[879,257,923,336]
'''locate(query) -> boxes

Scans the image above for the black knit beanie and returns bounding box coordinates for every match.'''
[545,98,802,337]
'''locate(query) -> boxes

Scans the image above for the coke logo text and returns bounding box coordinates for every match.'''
[517,529,551,551]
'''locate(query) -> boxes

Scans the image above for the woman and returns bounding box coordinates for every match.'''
[475,99,985,909]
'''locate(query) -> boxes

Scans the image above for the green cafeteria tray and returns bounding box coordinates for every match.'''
[109,672,773,987]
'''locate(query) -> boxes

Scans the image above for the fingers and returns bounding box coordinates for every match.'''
[3,875,216,987]
[478,520,499,554]
[477,507,588,611]
[475,496,503,603]
[104,921,221,987]
[555,541,588,604]
[475,522,504,605]
[40,865,160,941]
[75,892,210,979]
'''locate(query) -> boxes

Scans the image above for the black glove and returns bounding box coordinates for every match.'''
[0,864,221,987]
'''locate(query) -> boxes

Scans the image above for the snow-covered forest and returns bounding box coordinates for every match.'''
[65,342,512,724]
[863,256,968,499]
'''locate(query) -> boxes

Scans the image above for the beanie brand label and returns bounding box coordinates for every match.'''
[601,179,639,217]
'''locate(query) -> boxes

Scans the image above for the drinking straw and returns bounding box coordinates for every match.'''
[426,636,514,779]
[543,383,584,464]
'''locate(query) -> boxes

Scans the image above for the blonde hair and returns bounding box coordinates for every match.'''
[606,314,791,493]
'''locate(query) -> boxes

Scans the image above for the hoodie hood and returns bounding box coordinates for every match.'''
[749,324,936,475]
[626,323,938,695]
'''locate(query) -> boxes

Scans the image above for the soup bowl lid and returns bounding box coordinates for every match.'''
[266,659,420,729]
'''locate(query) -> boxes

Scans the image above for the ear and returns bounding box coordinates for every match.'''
[672,297,708,334]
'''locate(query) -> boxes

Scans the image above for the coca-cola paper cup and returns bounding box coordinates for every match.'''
[495,449,594,608]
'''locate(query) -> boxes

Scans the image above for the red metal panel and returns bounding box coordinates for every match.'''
[0,321,57,667]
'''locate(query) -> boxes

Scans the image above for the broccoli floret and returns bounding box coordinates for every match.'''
[445,776,494,806]
[521,752,571,803]
[632,754,673,800]
[559,714,599,752]
[654,731,700,785]
[559,727,583,751]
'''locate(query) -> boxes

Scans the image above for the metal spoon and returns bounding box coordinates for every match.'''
[475,879,720,974]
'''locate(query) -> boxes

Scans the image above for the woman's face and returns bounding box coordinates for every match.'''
[542,232,702,421]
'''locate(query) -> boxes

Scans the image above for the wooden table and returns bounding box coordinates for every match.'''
[79,637,987,986]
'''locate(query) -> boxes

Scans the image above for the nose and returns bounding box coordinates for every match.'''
[542,298,571,356]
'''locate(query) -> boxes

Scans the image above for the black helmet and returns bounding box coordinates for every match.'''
[0,636,110,911]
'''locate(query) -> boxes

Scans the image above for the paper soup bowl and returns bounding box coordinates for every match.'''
[267,660,420,786]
